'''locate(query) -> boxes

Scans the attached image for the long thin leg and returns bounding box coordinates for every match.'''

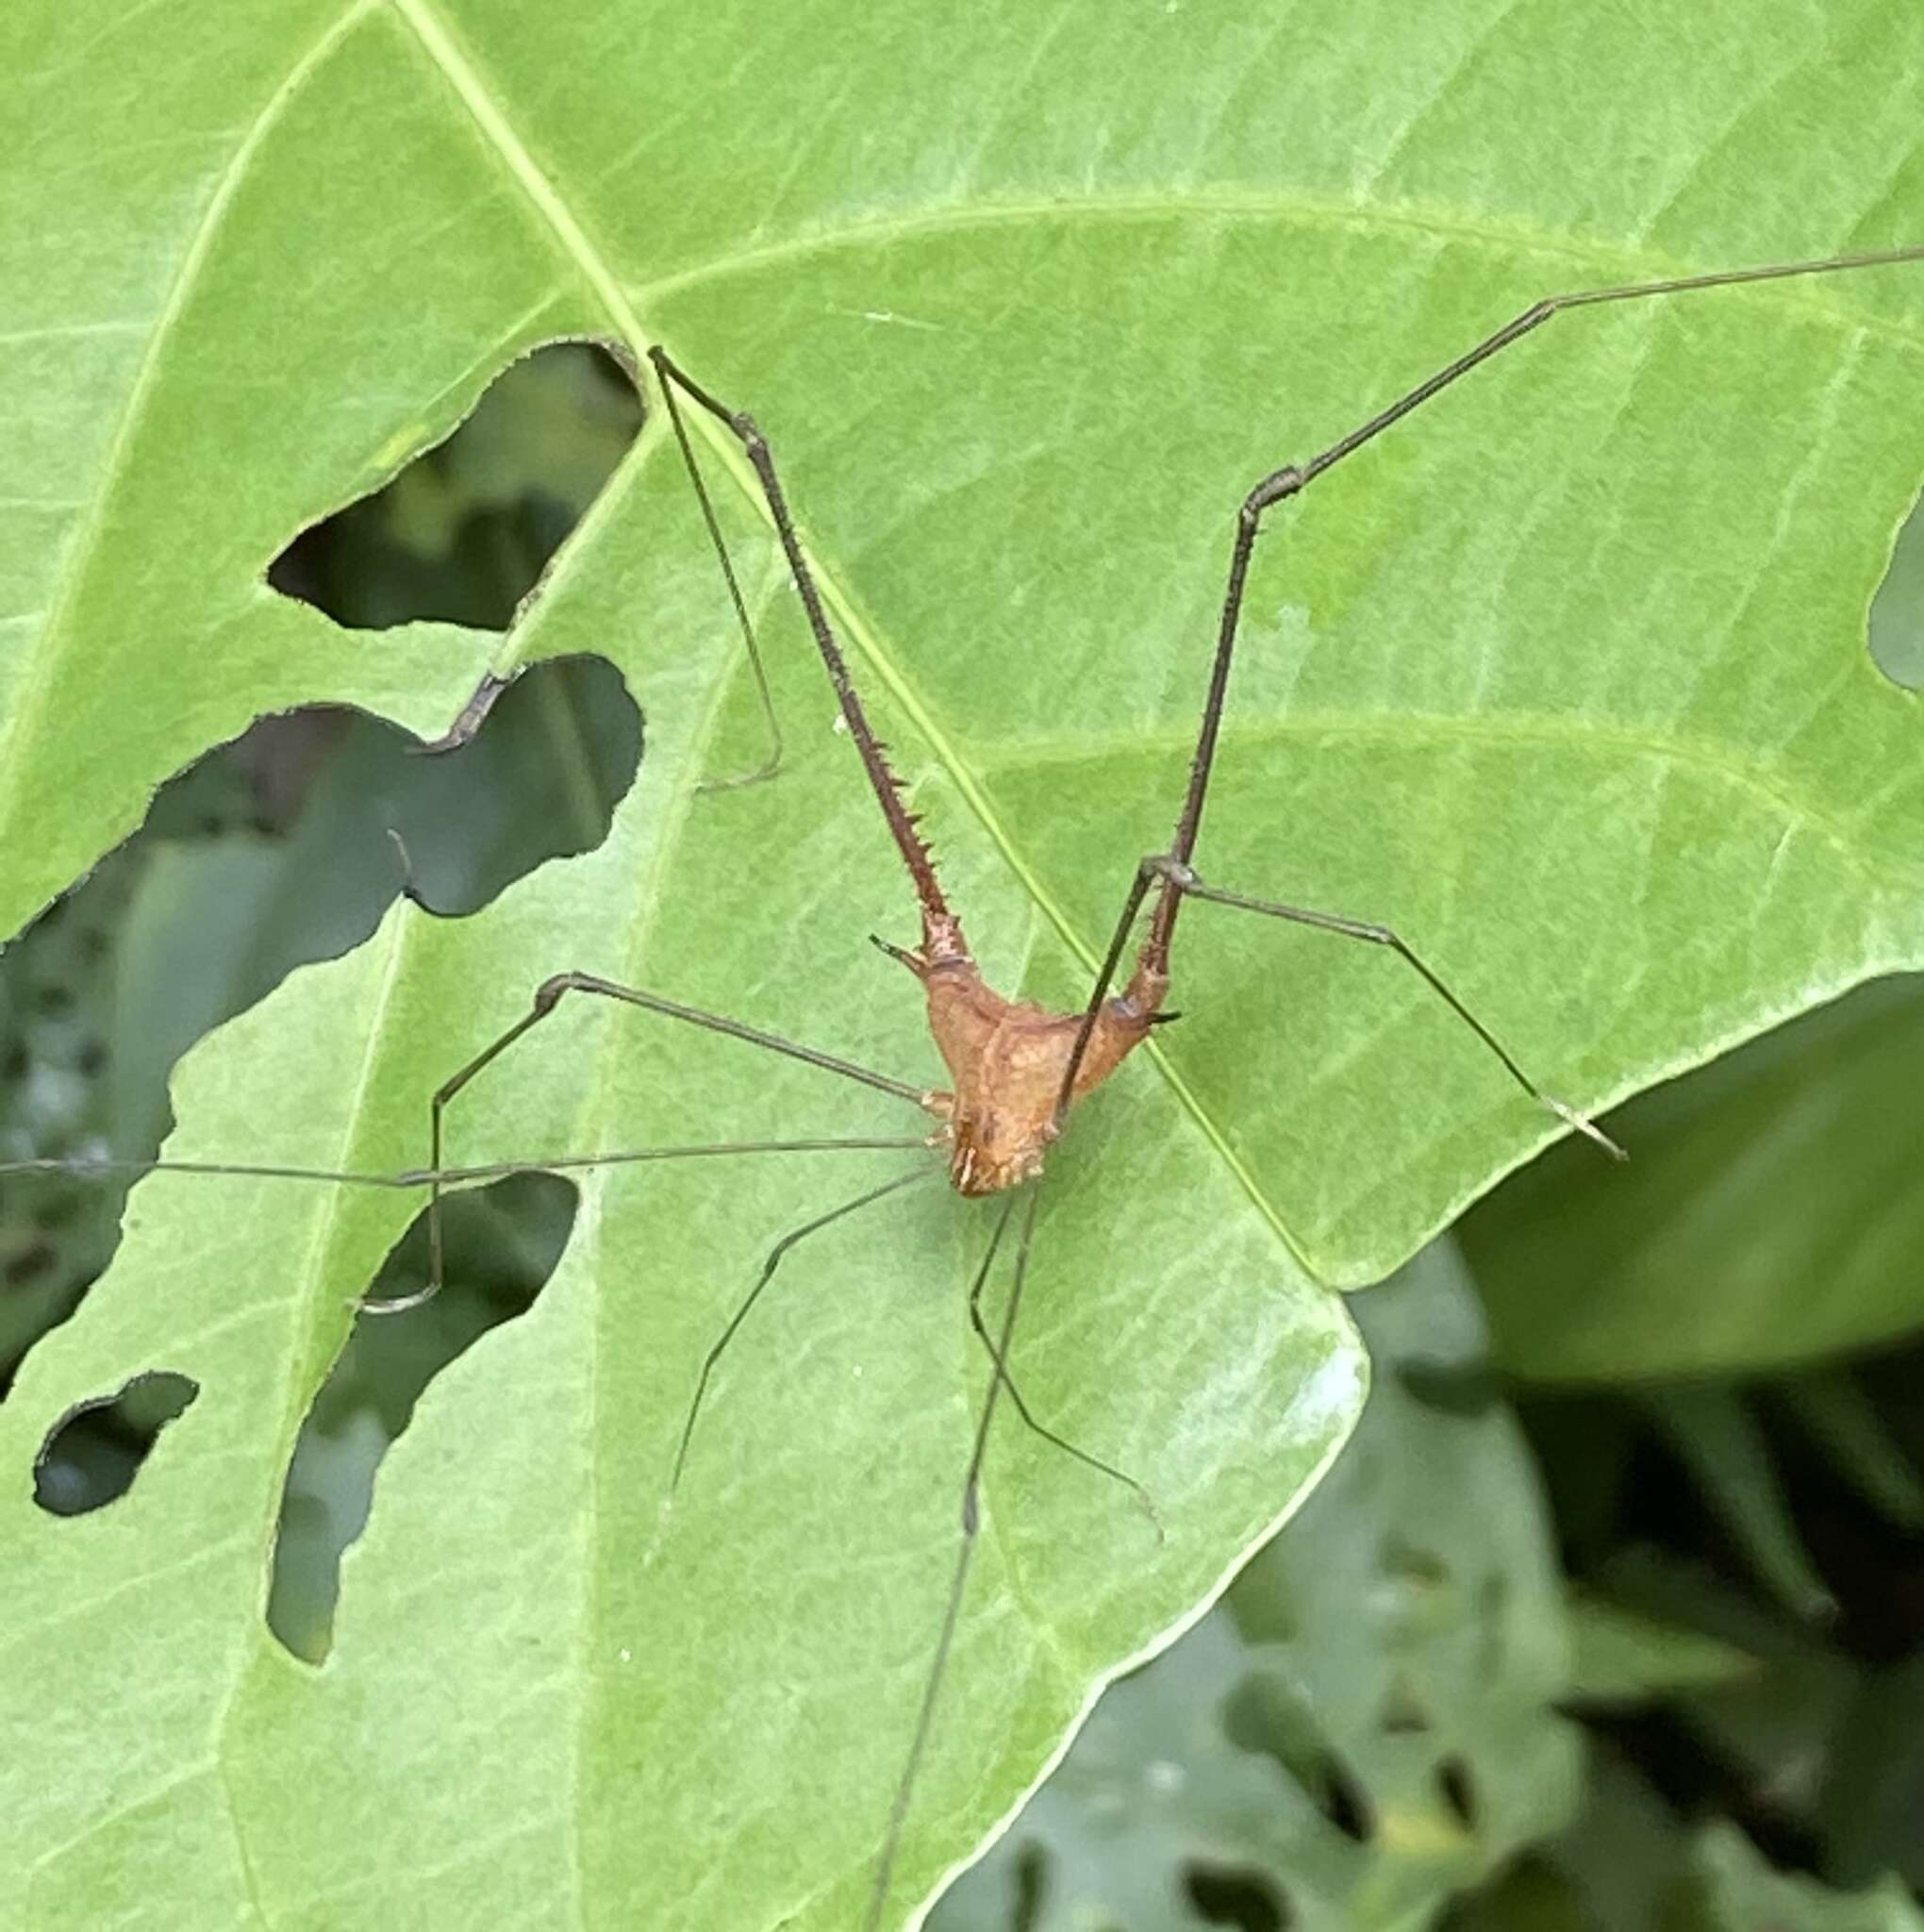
[865,1189,1034,1932]
[363,969,938,1315]
[656,359,783,791]
[669,1163,936,1491]
[1064,854,1622,1155]
[1053,244,1924,1118]
[648,347,970,968]
[1055,859,1159,1126]
[1153,857,1624,1156]
[965,1249,1163,1539]
[1138,242,1924,974]
[0,1137,936,1193]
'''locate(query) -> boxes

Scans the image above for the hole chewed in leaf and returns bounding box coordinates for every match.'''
[268,341,643,634]
[266,1171,576,1662]
[1309,1749,1375,1845]
[1222,1674,1376,1846]
[1183,1861,1292,1931]
[1010,1842,1048,1932]
[0,335,650,1397]
[4,1239,58,1287]
[0,659,636,1397]
[384,657,640,915]
[1378,1674,1433,1736]
[1396,1357,1501,1417]
[1869,485,1924,689]
[1435,1752,1479,1834]
[33,1370,199,1516]
[1378,1534,1451,1591]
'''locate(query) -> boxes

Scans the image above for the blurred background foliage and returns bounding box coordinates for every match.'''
[2,342,1921,1932]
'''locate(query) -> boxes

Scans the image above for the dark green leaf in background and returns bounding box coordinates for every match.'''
[1672,1823,1924,1932]
[1466,974,1924,1380]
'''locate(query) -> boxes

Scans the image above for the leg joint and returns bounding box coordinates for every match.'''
[1141,853,1195,891]
[533,973,580,1016]
[1243,464,1305,522]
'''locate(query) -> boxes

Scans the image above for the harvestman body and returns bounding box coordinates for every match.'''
[8,242,1923,1929]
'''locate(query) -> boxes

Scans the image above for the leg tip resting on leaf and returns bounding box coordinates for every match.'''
[1548,1095,1629,1162]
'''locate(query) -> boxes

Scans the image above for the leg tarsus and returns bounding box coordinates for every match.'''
[654,355,785,791]
[669,1165,934,1491]
[1544,1094,1630,1161]
[965,1255,1163,1542]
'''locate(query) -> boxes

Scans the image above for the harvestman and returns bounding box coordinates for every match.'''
[7,242,1923,1928]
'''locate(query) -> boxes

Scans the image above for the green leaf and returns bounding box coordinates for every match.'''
[1672,1823,1924,1932]
[1640,1385,1834,1622]
[5,4,1924,1927]
[1564,1593,1764,1704]
[1528,1743,1697,1932]
[1446,1860,1596,1932]
[1780,1369,1924,1533]
[1466,974,1924,1379]
[1520,1756,1924,1932]
[1820,1651,1924,1892]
